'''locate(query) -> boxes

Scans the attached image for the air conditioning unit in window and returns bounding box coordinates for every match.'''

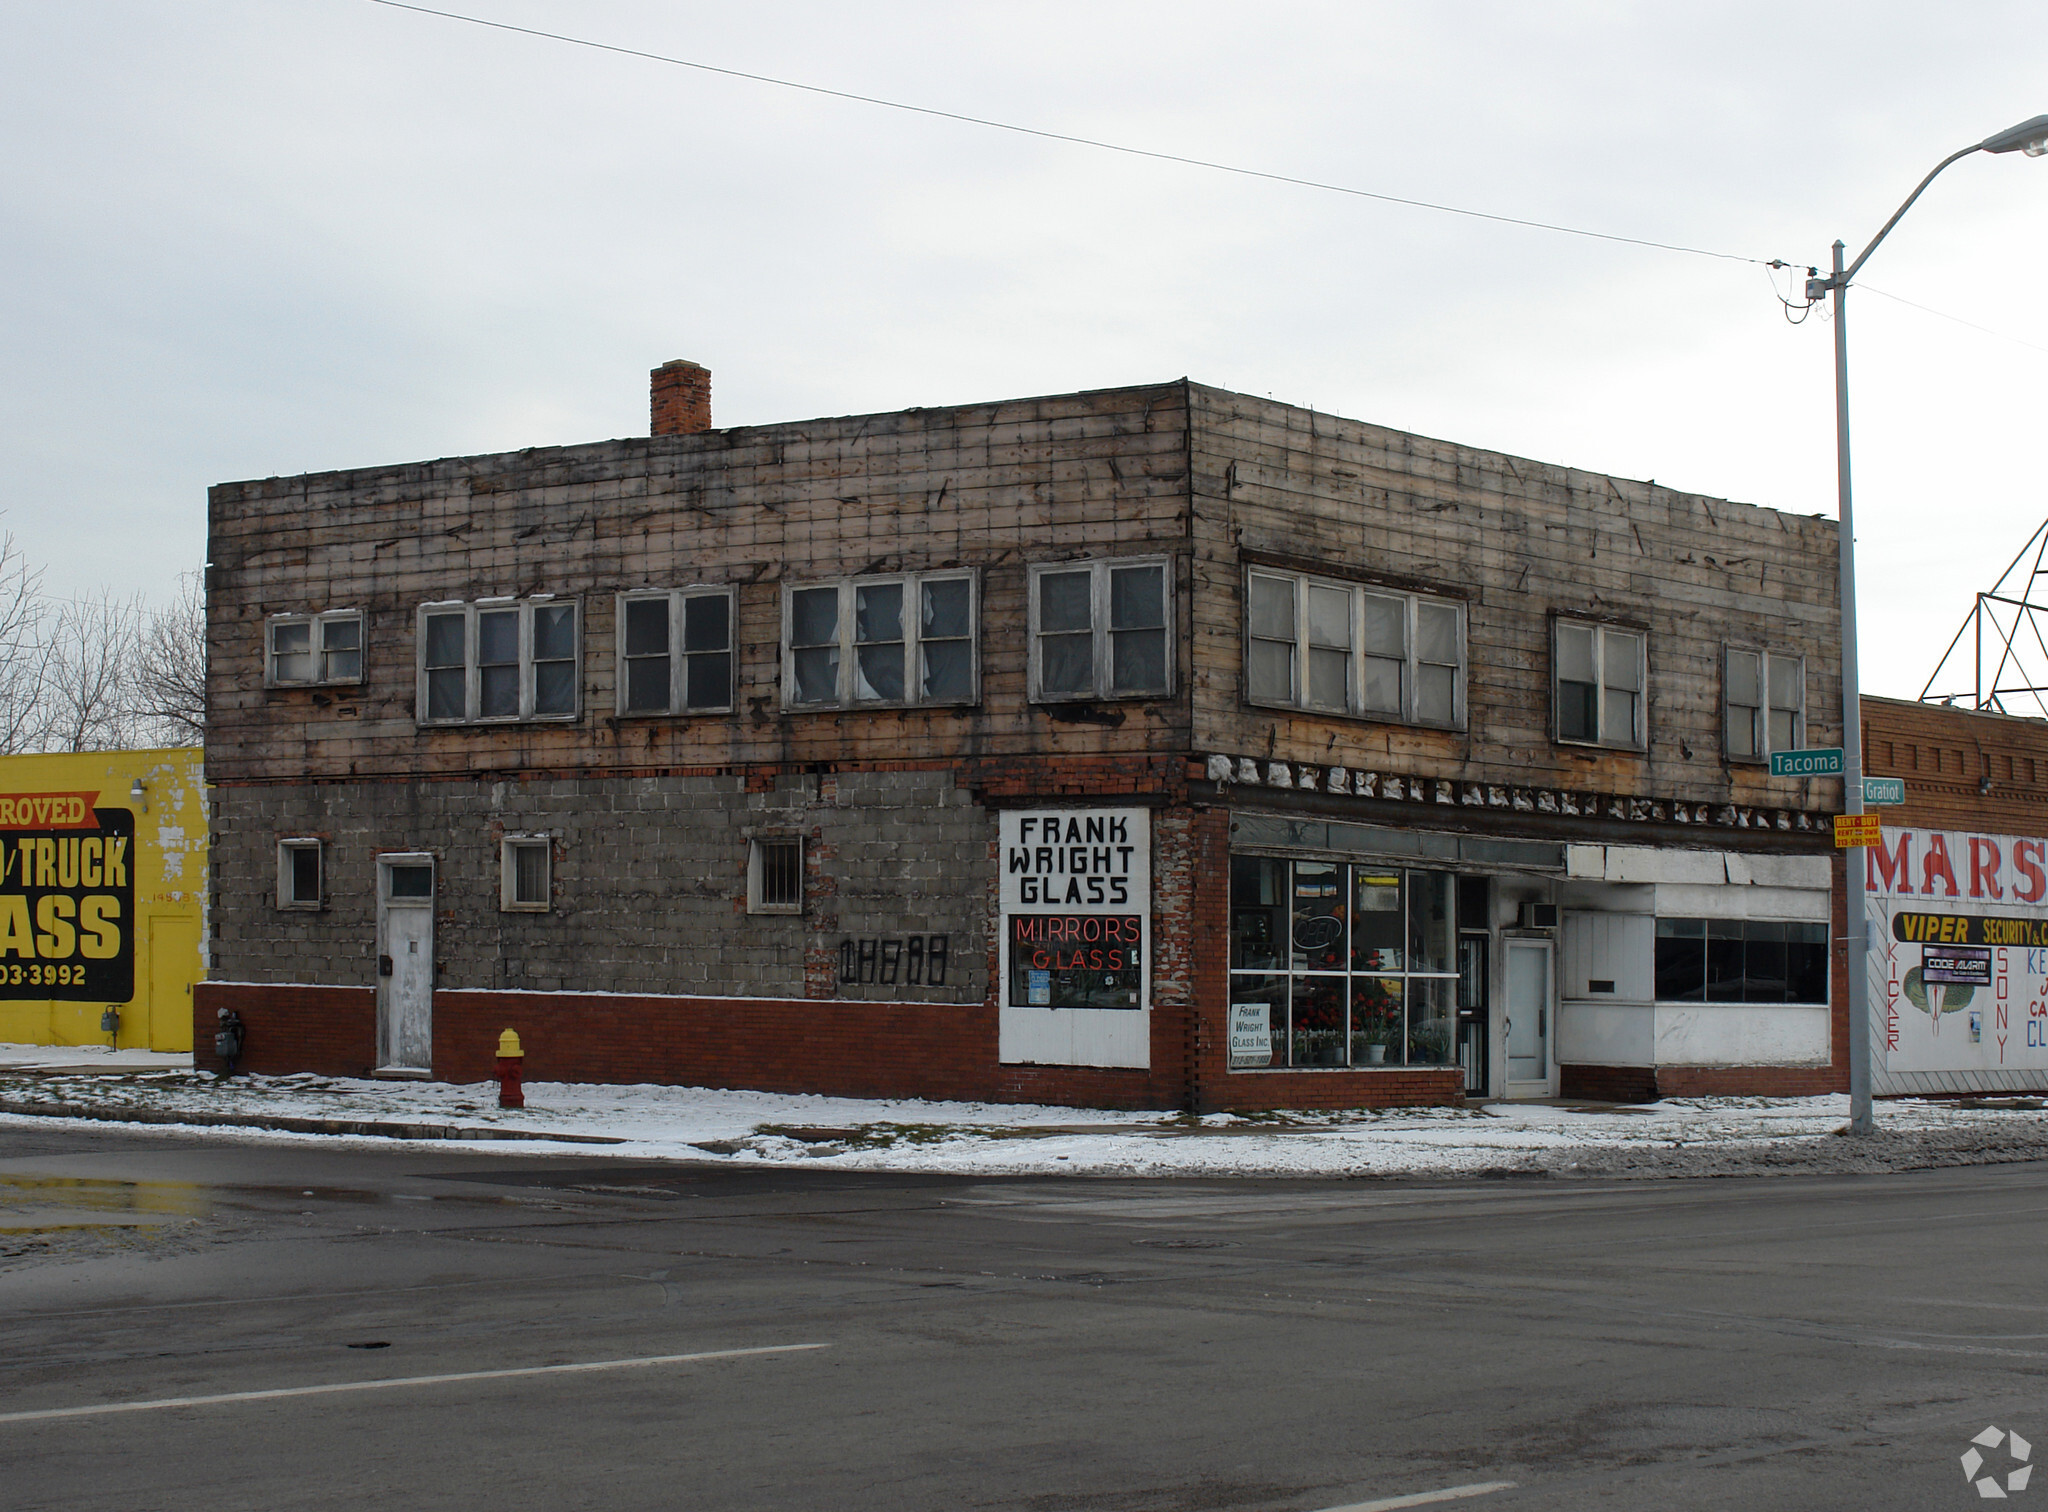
[1516,903,1559,930]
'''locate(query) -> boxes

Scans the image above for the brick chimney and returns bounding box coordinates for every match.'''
[650,359,711,436]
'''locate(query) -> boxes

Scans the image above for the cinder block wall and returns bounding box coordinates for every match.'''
[209,767,989,1003]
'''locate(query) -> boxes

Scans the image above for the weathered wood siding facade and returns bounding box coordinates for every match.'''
[1186,384,1841,812]
[203,375,1848,1107]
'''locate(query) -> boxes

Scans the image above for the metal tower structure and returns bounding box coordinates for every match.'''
[1919,520,2048,718]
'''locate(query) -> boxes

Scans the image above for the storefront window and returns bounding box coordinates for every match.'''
[1654,916,1828,1004]
[1229,856,1461,1070]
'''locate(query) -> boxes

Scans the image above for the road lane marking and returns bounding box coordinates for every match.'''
[1315,1482,1517,1511]
[0,1342,828,1425]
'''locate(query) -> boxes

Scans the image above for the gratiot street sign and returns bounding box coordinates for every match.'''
[1863,776,1906,806]
[1834,813,1882,848]
[1771,747,1845,777]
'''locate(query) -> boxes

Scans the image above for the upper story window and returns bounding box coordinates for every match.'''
[417,597,579,725]
[1030,558,1172,701]
[1555,619,1645,749]
[266,610,363,687]
[617,588,735,716]
[783,572,976,710]
[1245,569,1464,727]
[1725,648,1804,762]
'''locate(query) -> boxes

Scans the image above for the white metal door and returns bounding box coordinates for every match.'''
[1504,938,1553,1095]
[377,856,435,1075]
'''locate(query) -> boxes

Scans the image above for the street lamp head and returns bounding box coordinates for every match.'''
[1980,114,2048,156]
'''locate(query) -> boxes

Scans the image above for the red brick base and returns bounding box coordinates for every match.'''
[195,982,1468,1111]
[1562,1062,1847,1103]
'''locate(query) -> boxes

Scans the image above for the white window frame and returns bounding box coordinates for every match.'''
[1554,618,1647,751]
[1242,568,1466,729]
[277,838,323,910]
[614,587,737,716]
[780,571,978,710]
[748,836,804,915]
[500,835,552,912]
[1027,557,1174,702]
[265,610,365,688]
[1724,647,1805,763]
[415,596,581,725]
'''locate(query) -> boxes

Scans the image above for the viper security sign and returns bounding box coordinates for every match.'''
[0,804,134,1000]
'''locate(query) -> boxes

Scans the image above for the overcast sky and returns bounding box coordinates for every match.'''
[3,1,2044,701]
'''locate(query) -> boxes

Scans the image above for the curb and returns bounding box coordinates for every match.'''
[0,1099,629,1145]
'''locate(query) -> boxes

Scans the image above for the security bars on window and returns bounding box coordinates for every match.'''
[267,611,364,687]
[783,573,975,709]
[1555,619,1645,749]
[1245,570,1464,727]
[617,589,735,715]
[417,599,579,724]
[749,837,803,914]
[1030,559,1171,700]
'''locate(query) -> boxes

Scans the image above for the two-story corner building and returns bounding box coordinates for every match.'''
[195,362,1848,1110]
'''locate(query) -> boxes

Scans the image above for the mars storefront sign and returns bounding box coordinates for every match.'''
[0,802,134,1000]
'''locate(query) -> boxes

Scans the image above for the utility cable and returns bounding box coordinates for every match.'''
[1859,283,2048,357]
[365,0,1781,268]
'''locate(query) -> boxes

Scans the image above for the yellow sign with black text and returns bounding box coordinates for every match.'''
[0,749,204,1052]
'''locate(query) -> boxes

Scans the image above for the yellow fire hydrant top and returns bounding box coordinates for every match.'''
[497,1028,524,1059]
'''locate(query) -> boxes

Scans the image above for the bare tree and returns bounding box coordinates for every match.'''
[39,591,146,753]
[0,533,52,753]
[134,571,205,745]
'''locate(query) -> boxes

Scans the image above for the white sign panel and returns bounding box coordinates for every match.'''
[998,808,1150,1069]
[1229,1002,1274,1069]
[1865,826,2048,1077]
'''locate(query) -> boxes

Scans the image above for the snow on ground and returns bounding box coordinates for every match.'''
[0,1043,192,1071]
[3,1054,2047,1179]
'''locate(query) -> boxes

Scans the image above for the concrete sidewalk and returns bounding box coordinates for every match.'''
[3,1050,2048,1179]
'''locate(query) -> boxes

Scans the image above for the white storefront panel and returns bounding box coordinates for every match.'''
[1867,825,2048,1094]
[998,807,1151,1069]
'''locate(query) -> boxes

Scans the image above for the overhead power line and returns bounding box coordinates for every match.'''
[366,0,1780,268]
[1860,283,2048,357]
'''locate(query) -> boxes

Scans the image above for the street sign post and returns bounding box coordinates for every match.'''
[1771,748,1846,777]
[1834,813,1881,848]
[1862,776,1906,806]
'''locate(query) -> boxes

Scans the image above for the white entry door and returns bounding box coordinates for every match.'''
[1504,938,1553,1097]
[377,855,436,1076]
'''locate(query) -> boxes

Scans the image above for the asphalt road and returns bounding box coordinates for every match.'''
[3,1121,2045,1512]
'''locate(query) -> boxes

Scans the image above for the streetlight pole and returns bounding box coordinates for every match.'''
[1810,114,2048,1136]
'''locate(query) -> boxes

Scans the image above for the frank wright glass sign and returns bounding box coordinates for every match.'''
[998,808,1151,1070]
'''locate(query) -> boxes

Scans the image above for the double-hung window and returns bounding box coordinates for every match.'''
[266,611,364,687]
[1030,558,1172,700]
[783,572,976,709]
[1555,619,1645,749]
[1724,649,1804,762]
[1244,569,1464,727]
[617,588,735,715]
[417,597,579,724]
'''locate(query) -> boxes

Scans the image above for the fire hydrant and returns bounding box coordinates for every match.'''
[496,1028,524,1109]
